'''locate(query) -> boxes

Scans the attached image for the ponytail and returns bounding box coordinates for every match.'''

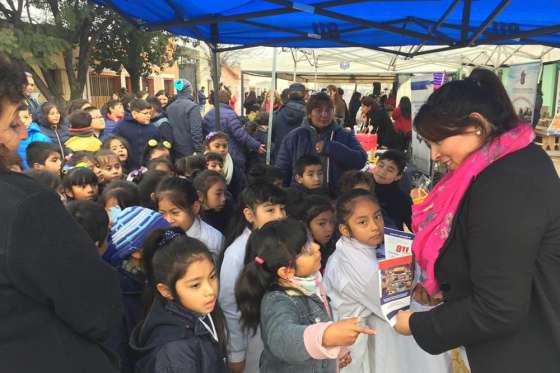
[235,219,307,334]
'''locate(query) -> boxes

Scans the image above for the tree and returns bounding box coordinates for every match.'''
[91,14,175,94]
[0,0,109,107]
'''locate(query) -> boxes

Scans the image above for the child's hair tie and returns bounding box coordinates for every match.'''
[254,256,265,265]
[158,229,183,249]
[206,131,218,140]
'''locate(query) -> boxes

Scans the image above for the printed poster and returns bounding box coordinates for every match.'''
[380,227,415,260]
[378,255,414,326]
[507,62,540,123]
[410,75,434,174]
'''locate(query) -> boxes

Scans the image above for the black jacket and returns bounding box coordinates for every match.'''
[166,93,203,158]
[0,172,122,373]
[272,99,305,154]
[113,114,162,169]
[410,144,560,373]
[375,182,412,231]
[130,297,228,373]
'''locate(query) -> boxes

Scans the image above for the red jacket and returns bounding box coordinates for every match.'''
[392,107,412,134]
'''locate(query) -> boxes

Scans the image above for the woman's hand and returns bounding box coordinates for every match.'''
[413,284,443,306]
[315,140,325,154]
[323,318,376,347]
[394,310,413,336]
[339,351,352,369]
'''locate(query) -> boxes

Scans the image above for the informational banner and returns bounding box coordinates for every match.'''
[410,75,434,174]
[507,62,540,123]
[556,70,560,115]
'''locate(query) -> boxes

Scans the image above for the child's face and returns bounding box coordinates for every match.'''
[110,104,125,119]
[69,184,98,201]
[150,148,170,161]
[99,159,123,183]
[245,202,287,230]
[18,109,32,128]
[340,197,384,247]
[109,140,128,162]
[152,163,174,174]
[204,181,226,210]
[296,164,323,189]
[295,241,322,277]
[207,160,223,174]
[158,196,198,232]
[309,210,336,245]
[207,138,228,158]
[131,109,151,125]
[373,159,402,185]
[47,107,60,126]
[173,258,218,315]
[89,109,105,132]
[36,152,62,175]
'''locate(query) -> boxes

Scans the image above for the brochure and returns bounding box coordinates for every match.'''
[380,227,415,260]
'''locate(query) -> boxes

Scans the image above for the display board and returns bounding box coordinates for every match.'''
[410,75,435,174]
[507,62,540,123]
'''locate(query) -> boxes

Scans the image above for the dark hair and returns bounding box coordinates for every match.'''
[129,99,151,113]
[379,149,407,174]
[142,228,228,356]
[138,170,168,209]
[398,96,411,119]
[293,194,334,226]
[294,154,322,176]
[62,167,98,190]
[146,97,163,114]
[155,176,199,213]
[235,219,308,333]
[66,99,90,115]
[5,152,23,171]
[100,180,140,208]
[338,170,376,195]
[67,151,97,167]
[218,89,231,105]
[0,54,26,113]
[155,90,166,98]
[361,95,377,109]
[95,149,120,167]
[193,169,226,202]
[254,110,269,126]
[336,189,379,225]
[135,90,148,99]
[204,131,229,148]
[205,152,224,165]
[143,141,171,166]
[68,110,92,130]
[66,200,109,245]
[23,169,61,191]
[147,157,174,173]
[224,182,287,249]
[26,142,61,167]
[175,155,206,178]
[102,99,123,117]
[17,102,29,112]
[414,68,518,142]
[306,92,333,117]
[39,102,61,126]
[247,164,283,185]
[102,135,131,160]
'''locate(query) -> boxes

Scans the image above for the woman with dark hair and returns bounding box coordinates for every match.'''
[275,92,367,193]
[394,68,560,373]
[0,54,122,373]
[348,91,362,127]
[360,96,400,149]
[393,96,412,151]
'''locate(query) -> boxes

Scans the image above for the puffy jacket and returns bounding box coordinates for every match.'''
[272,99,305,155]
[130,297,228,373]
[203,103,261,171]
[112,114,162,169]
[18,122,52,168]
[275,121,367,192]
[166,93,203,158]
[38,121,70,156]
[101,117,119,142]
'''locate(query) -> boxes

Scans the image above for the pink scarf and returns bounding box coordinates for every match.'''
[412,124,535,296]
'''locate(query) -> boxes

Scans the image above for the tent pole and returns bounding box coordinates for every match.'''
[211,24,221,131]
[240,71,245,116]
[266,47,278,165]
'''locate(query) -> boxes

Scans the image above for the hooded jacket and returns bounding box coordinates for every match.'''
[130,297,228,373]
[272,98,305,154]
[166,93,202,158]
[112,113,162,169]
[275,120,367,193]
[18,122,52,168]
[38,120,70,156]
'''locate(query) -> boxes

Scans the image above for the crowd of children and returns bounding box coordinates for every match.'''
[8,85,452,373]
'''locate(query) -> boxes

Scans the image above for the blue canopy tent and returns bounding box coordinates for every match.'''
[95,0,560,159]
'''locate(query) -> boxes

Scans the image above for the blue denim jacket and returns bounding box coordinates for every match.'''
[259,289,337,373]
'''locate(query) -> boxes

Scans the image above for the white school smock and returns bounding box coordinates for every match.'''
[218,227,263,373]
[186,217,225,260]
[323,237,452,373]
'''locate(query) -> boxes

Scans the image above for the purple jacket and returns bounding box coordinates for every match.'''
[203,104,261,171]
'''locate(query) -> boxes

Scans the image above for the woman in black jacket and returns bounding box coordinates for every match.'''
[393,68,560,373]
[0,54,123,373]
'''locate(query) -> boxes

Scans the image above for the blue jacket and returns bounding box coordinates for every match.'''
[272,99,305,155]
[130,297,228,373]
[275,121,367,192]
[101,117,118,142]
[18,122,52,168]
[166,93,203,158]
[112,114,161,169]
[38,121,70,156]
[203,104,261,171]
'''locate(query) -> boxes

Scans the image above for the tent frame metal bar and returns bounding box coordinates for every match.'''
[412,0,463,56]
[210,24,221,131]
[467,0,512,46]
[461,0,471,41]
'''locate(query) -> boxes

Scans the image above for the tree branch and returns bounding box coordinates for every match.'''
[0,2,14,19]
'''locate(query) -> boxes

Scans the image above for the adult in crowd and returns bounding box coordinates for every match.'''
[204,89,266,175]
[23,72,40,121]
[275,92,367,193]
[166,79,203,158]
[197,86,207,113]
[243,88,257,115]
[271,83,306,157]
[327,84,347,125]
[348,91,362,128]
[393,96,412,150]
[155,90,169,111]
[0,54,122,373]
[394,68,560,373]
[361,96,401,149]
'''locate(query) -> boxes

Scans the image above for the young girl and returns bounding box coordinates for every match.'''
[146,157,175,174]
[130,228,228,373]
[156,176,225,259]
[62,166,99,201]
[296,195,337,271]
[143,139,172,166]
[193,170,231,234]
[204,132,244,198]
[235,219,373,373]
[95,149,123,184]
[218,182,287,373]
[38,101,69,156]
[102,135,131,173]
[323,189,451,373]
[175,155,206,179]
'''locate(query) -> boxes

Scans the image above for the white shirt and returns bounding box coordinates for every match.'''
[186,217,224,260]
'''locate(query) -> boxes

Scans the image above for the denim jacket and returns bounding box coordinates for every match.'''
[259,288,338,373]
